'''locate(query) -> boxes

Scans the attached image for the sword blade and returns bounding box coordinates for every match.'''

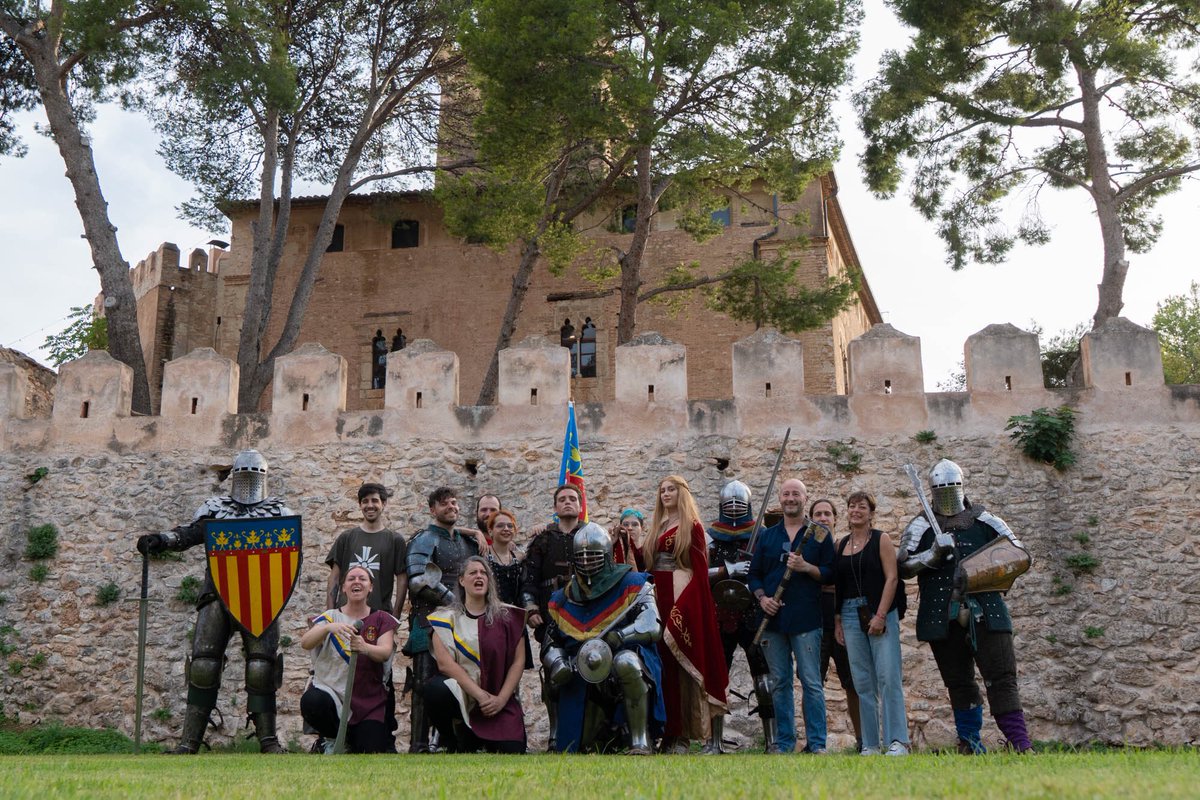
[134,552,150,754]
[743,427,791,559]
[904,463,946,540]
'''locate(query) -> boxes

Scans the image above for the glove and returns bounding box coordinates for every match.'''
[934,532,955,555]
[603,630,625,651]
[726,561,750,580]
[137,533,166,555]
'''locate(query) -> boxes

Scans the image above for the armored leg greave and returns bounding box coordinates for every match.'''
[169,703,211,754]
[703,714,724,755]
[613,652,651,755]
[995,709,1032,753]
[408,652,436,753]
[540,669,559,752]
[953,705,986,754]
[753,672,777,753]
[252,711,285,754]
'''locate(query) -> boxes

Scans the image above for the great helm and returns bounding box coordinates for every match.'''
[230,449,269,505]
[718,480,753,526]
[928,459,966,516]
[572,522,613,585]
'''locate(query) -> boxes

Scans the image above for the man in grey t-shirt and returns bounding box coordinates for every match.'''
[325,483,408,618]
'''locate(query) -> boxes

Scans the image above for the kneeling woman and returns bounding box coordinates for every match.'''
[424,556,528,753]
[300,565,399,753]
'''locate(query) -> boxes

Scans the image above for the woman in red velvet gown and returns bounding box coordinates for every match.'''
[643,475,729,752]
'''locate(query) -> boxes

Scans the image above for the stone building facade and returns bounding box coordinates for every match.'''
[121,173,880,412]
[1,318,1196,751]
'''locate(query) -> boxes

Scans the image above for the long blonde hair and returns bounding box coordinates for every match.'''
[644,475,702,570]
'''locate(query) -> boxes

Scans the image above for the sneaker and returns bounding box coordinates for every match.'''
[886,741,909,756]
[860,746,881,756]
[809,748,828,755]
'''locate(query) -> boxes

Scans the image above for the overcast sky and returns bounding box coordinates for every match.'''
[1,0,1196,390]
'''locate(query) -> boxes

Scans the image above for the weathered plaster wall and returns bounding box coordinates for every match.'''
[0,319,1197,751]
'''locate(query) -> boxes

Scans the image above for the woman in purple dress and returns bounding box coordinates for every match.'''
[424,556,528,752]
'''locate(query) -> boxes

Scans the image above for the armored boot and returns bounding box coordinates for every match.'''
[408,692,431,753]
[408,653,434,753]
[545,697,559,753]
[614,652,651,755]
[702,714,725,755]
[252,711,286,754]
[995,709,1033,753]
[753,673,778,753]
[953,705,987,754]
[168,704,211,755]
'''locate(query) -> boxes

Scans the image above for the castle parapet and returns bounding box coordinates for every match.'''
[733,328,804,400]
[49,350,132,445]
[385,339,459,411]
[15,316,1198,450]
[965,323,1043,392]
[615,332,687,405]
[848,323,928,431]
[1080,317,1164,390]
[498,335,569,408]
[0,362,29,421]
[160,348,238,444]
[272,343,346,441]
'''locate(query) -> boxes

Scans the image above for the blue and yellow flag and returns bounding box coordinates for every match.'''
[558,401,588,522]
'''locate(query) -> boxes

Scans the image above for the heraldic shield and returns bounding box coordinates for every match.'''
[204,516,303,637]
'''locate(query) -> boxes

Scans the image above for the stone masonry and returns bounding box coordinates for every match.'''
[0,318,1197,751]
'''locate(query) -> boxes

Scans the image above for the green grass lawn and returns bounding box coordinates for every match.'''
[0,751,1197,799]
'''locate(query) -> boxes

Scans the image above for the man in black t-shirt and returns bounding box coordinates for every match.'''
[325,483,408,617]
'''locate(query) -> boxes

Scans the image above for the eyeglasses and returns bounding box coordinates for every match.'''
[492,523,515,530]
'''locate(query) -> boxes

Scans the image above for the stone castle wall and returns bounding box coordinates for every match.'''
[0,319,1197,750]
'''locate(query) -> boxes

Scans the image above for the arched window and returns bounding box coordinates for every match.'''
[579,317,597,378]
[371,329,388,388]
[392,219,420,248]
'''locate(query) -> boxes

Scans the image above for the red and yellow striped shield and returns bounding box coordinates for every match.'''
[204,516,303,637]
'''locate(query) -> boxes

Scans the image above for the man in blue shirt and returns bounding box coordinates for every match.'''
[749,478,835,754]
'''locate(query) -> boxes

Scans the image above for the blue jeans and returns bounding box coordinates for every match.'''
[841,597,908,750]
[761,628,825,752]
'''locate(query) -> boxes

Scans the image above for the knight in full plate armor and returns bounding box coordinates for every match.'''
[404,486,480,753]
[136,450,294,754]
[706,480,776,753]
[542,523,665,754]
[897,459,1033,753]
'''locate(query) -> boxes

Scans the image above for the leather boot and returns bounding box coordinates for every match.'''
[253,711,285,754]
[995,709,1033,753]
[167,704,210,755]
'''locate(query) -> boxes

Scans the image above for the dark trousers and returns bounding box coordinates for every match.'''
[422,674,526,754]
[819,592,857,692]
[929,625,1021,716]
[300,685,394,753]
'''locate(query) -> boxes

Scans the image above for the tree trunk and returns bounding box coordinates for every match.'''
[616,144,655,344]
[22,36,152,414]
[1075,64,1128,329]
[475,241,542,406]
[236,110,284,412]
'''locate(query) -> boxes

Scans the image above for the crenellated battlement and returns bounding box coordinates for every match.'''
[3,318,1198,751]
[1,317,1195,453]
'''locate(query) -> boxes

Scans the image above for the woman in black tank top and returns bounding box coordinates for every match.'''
[833,491,910,756]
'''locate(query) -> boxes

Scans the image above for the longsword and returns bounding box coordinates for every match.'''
[333,619,365,754]
[134,551,150,754]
